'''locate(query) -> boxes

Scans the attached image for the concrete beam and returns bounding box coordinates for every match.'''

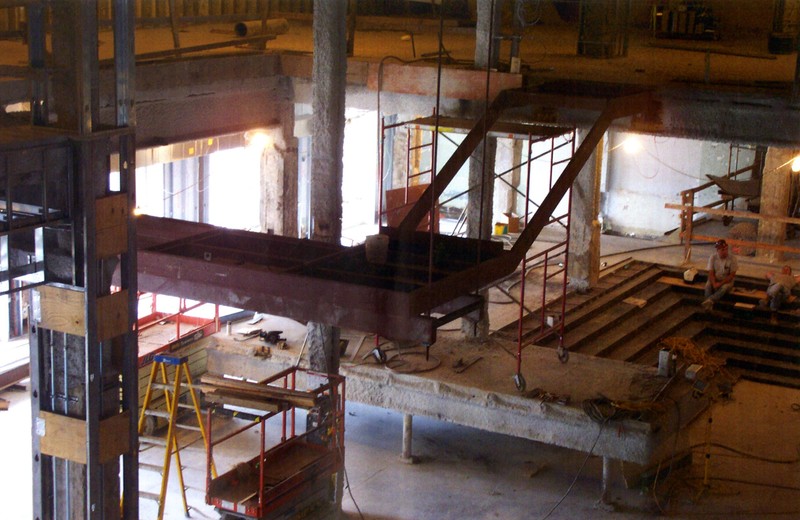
[341,343,707,466]
[134,89,287,147]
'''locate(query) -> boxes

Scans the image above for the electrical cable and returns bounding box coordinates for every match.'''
[334,429,366,520]
[684,442,800,465]
[515,0,543,27]
[683,475,800,493]
[650,396,681,515]
[312,330,365,520]
[539,421,605,520]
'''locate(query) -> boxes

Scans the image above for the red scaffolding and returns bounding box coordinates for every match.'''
[379,111,576,384]
[204,367,345,519]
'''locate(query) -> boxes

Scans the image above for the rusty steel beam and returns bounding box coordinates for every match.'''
[134,89,654,344]
[406,90,655,310]
[135,217,500,344]
[509,90,654,262]
[138,247,438,343]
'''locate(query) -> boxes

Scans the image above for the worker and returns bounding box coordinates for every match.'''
[702,239,737,311]
[760,265,799,311]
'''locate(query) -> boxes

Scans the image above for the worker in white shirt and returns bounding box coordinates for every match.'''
[702,239,738,311]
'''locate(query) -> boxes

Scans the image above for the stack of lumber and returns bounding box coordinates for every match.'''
[200,374,319,413]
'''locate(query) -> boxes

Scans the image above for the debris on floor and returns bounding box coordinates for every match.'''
[451,355,483,373]
[523,387,570,406]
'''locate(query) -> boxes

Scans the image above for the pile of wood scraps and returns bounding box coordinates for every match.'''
[200,374,319,413]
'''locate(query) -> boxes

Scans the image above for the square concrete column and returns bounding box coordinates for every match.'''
[756,147,797,263]
[568,129,604,292]
[461,135,497,339]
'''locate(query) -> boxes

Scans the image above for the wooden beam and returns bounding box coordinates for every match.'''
[36,285,84,336]
[665,203,800,226]
[96,194,129,259]
[97,290,129,342]
[200,374,318,409]
[37,411,131,464]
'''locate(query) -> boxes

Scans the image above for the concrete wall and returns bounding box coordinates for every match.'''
[602,131,753,238]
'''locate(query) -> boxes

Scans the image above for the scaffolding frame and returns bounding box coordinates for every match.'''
[513,129,576,376]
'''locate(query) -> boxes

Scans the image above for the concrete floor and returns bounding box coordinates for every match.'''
[2,377,800,519]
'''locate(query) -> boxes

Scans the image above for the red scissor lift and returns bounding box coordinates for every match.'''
[205,367,345,519]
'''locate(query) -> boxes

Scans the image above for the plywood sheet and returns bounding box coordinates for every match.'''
[37,285,84,336]
[97,290,129,341]
[96,194,129,258]
[38,410,130,464]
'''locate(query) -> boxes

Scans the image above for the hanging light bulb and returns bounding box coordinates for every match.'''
[791,156,800,172]
[244,130,272,150]
[622,136,642,154]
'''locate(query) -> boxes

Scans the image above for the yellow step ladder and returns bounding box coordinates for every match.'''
[138,354,216,520]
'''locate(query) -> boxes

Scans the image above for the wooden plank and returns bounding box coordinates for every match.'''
[704,322,800,348]
[204,391,287,413]
[38,411,86,463]
[664,203,800,226]
[97,290,129,341]
[551,267,665,332]
[96,194,129,258]
[99,411,131,464]
[632,320,707,366]
[714,338,800,366]
[200,374,318,408]
[658,276,796,303]
[0,360,29,391]
[96,194,128,228]
[580,292,681,356]
[693,234,800,257]
[38,410,131,464]
[36,285,84,336]
[610,306,696,362]
[97,224,128,258]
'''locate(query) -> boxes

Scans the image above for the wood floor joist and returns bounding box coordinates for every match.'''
[504,262,800,389]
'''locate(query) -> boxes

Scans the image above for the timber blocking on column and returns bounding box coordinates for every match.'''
[36,285,129,342]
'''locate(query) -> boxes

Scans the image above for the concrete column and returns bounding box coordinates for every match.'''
[49,1,97,131]
[577,0,630,58]
[400,413,417,464]
[461,1,503,340]
[310,1,346,246]
[493,138,522,222]
[309,4,348,511]
[461,136,497,340]
[600,456,612,505]
[391,120,409,189]
[308,1,347,373]
[259,126,289,235]
[474,0,503,69]
[568,129,603,292]
[280,78,299,238]
[756,147,796,263]
[467,137,498,241]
